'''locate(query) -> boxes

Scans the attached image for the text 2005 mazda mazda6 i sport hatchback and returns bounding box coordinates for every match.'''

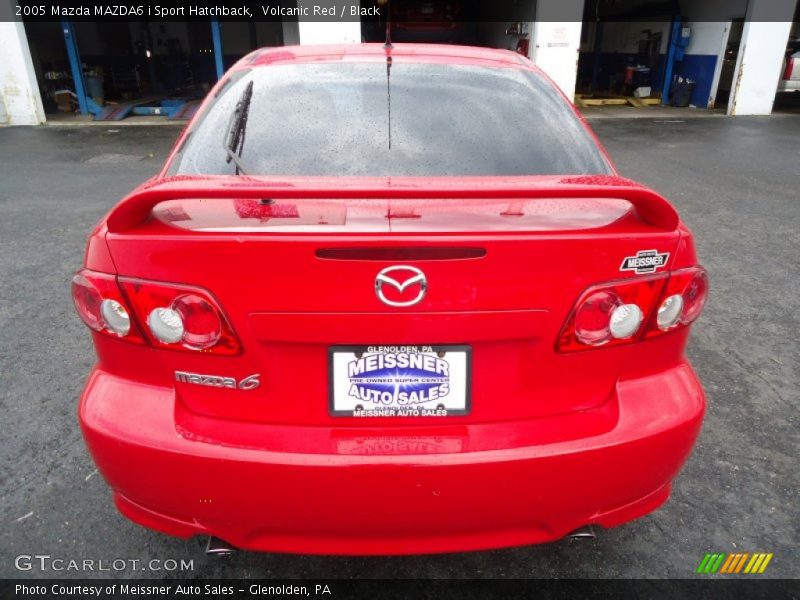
[72,44,708,555]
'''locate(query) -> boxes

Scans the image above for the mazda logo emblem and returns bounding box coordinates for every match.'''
[375,265,427,307]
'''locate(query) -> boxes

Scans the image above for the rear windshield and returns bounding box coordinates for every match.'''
[170,61,611,177]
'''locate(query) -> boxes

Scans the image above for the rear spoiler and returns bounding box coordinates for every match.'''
[105,174,680,233]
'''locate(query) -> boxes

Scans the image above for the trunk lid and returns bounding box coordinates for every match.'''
[104,175,682,426]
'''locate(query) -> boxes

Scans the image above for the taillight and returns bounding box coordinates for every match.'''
[784,58,794,80]
[71,270,143,343]
[71,269,240,355]
[557,266,707,352]
[558,274,667,351]
[646,267,708,337]
[118,277,241,355]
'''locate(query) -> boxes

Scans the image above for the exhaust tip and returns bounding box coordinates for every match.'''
[565,525,597,540]
[205,536,238,556]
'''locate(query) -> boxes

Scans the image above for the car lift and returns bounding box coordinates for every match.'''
[90,97,191,121]
[61,19,102,118]
[61,18,220,121]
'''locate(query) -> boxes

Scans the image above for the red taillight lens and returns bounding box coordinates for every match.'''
[118,277,240,355]
[71,270,143,343]
[681,269,709,323]
[172,294,222,349]
[558,266,708,352]
[574,290,620,345]
[784,58,794,80]
[72,273,104,331]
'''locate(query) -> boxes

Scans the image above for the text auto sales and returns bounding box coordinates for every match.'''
[347,351,451,414]
[44,4,381,17]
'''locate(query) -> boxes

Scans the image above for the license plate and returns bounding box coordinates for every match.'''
[329,345,471,417]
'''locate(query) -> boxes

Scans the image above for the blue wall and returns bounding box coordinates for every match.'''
[673,54,718,107]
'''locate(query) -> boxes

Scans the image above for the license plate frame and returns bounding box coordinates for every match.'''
[328,345,472,417]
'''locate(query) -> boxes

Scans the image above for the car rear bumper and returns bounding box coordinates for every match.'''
[79,363,704,555]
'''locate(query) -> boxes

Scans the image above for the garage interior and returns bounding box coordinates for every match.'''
[575,1,797,112]
[360,0,535,53]
[23,19,287,121]
[7,0,799,124]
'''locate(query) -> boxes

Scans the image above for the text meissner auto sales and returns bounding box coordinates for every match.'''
[38,4,381,17]
[15,584,326,597]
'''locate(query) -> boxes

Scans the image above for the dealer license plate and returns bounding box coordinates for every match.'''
[329,345,471,417]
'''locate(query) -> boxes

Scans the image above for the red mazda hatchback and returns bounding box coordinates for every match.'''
[72,44,708,555]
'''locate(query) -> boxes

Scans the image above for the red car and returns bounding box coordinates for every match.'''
[72,44,708,555]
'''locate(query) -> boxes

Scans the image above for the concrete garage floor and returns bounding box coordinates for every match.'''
[0,116,797,581]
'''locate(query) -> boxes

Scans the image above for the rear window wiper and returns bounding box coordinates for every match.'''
[223,80,254,175]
